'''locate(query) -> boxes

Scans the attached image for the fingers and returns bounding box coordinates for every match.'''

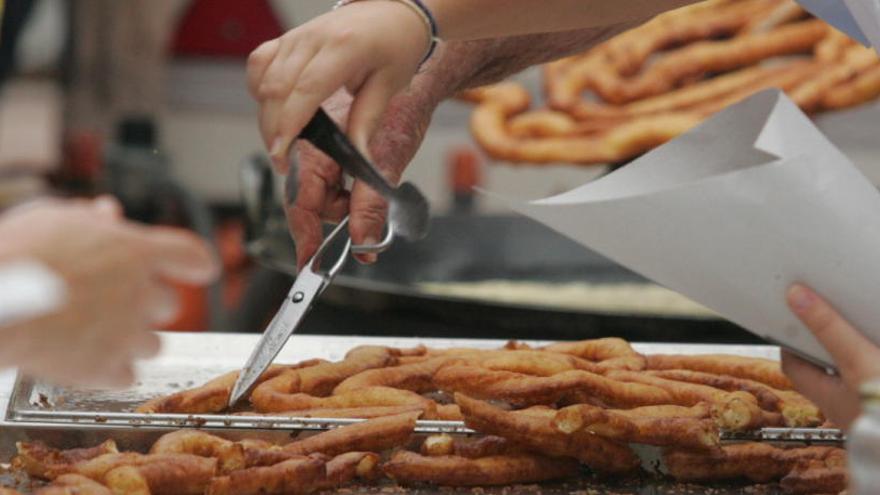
[787,283,880,386]
[289,142,346,268]
[247,39,280,98]
[781,351,861,428]
[133,226,220,285]
[348,181,389,265]
[346,72,397,152]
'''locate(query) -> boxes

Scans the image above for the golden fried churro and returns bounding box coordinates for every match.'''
[34,474,112,495]
[456,393,639,474]
[643,354,793,390]
[13,440,119,480]
[334,357,452,394]
[137,359,326,414]
[282,412,418,457]
[606,370,783,430]
[317,452,381,489]
[779,448,848,494]
[253,386,437,415]
[383,451,580,486]
[664,443,838,483]
[207,456,325,495]
[103,454,216,495]
[553,403,720,451]
[251,347,399,412]
[647,369,822,427]
[421,435,519,458]
[436,365,673,407]
[149,430,245,474]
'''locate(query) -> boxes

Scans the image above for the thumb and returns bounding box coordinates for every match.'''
[133,226,220,285]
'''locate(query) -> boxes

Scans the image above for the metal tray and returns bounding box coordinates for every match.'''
[0,333,845,494]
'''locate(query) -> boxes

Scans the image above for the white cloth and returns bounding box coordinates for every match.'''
[0,260,66,326]
[798,0,880,49]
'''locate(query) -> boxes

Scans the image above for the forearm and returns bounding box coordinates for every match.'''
[413,22,642,105]
[424,0,698,41]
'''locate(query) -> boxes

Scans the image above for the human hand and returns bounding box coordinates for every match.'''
[248,1,428,171]
[281,85,436,267]
[782,283,880,429]
[0,197,219,388]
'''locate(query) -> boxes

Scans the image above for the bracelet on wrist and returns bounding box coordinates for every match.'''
[334,0,441,67]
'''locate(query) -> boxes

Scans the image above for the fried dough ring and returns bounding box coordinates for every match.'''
[34,474,112,495]
[455,393,639,474]
[547,0,787,109]
[470,82,704,165]
[822,62,880,110]
[282,412,418,457]
[606,370,783,430]
[553,403,720,451]
[605,20,827,104]
[791,45,880,111]
[149,430,246,474]
[663,443,838,483]
[541,338,646,371]
[103,455,216,495]
[435,365,673,407]
[207,456,325,495]
[136,359,326,414]
[251,346,399,412]
[643,354,793,390]
[383,451,579,486]
[646,369,822,427]
[13,440,119,480]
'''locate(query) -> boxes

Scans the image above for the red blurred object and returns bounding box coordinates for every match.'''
[159,283,208,332]
[171,0,285,58]
[448,146,482,193]
[62,130,103,182]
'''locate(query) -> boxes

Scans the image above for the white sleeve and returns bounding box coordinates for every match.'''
[798,0,880,49]
[0,260,67,326]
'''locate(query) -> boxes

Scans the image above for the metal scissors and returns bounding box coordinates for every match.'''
[228,108,429,408]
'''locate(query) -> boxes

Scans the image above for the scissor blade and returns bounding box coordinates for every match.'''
[227,271,325,408]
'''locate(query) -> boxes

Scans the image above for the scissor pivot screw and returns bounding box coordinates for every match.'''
[292,292,305,303]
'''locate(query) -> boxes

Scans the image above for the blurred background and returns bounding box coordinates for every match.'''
[3,0,878,342]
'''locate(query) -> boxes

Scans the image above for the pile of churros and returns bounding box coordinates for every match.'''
[466,0,880,165]
[4,338,848,494]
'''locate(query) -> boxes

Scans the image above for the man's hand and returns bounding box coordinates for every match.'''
[782,283,880,429]
[0,198,219,387]
[287,86,435,267]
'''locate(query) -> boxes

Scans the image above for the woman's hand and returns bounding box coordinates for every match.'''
[249,2,428,171]
[783,283,880,429]
[0,198,219,388]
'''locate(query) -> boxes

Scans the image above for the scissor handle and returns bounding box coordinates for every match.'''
[308,217,395,279]
[351,224,395,255]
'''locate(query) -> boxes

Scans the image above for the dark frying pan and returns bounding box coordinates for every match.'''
[240,155,756,343]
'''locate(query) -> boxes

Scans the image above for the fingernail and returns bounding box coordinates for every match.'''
[788,284,815,313]
[270,137,286,162]
[357,236,379,265]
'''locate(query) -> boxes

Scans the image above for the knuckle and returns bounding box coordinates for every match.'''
[328,28,356,47]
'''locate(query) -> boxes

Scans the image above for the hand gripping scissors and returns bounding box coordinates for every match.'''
[227,109,429,408]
